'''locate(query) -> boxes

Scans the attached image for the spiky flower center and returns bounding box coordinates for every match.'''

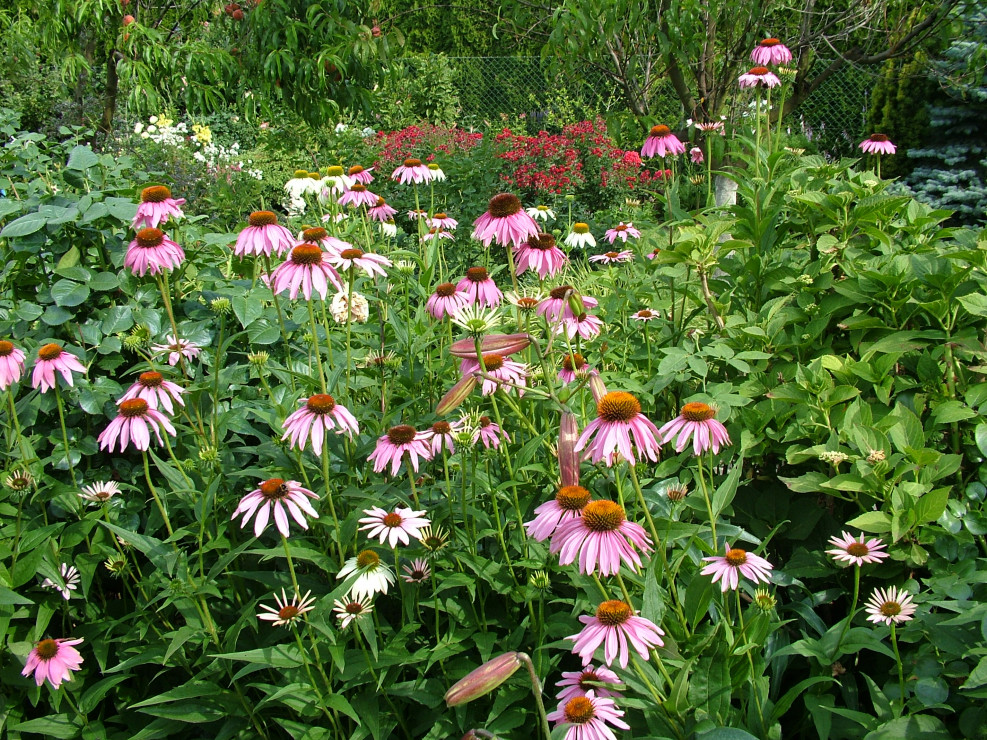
[434,212,447,220]
[382,512,403,527]
[0,340,13,356]
[119,398,149,417]
[290,244,323,265]
[516,297,539,310]
[564,696,595,724]
[301,226,327,241]
[375,196,387,207]
[846,542,870,557]
[595,600,632,626]
[350,184,367,193]
[306,394,337,414]
[615,224,628,232]
[432,421,452,435]
[604,251,620,259]
[466,267,489,283]
[249,211,278,227]
[387,425,417,445]
[340,248,364,260]
[681,402,715,422]
[326,166,344,177]
[138,371,163,388]
[573,222,590,234]
[750,66,770,76]
[650,125,671,137]
[277,605,300,620]
[293,169,309,178]
[556,485,591,511]
[356,549,380,568]
[427,163,441,170]
[135,227,165,248]
[725,548,748,566]
[435,282,457,297]
[488,193,522,218]
[582,500,626,532]
[597,391,641,422]
[667,484,688,501]
[637,309,655,318]
[550,285,574,300]
[481,354,504,371]
[879,600,901,617]
[579,671,601,690]
[345,601,364,614]
[348,165,365,175]
[141,185,172,203]
[259,478,289,500]
[529,232,556,250]
[562,353,586,371]
[761,37,780,46]
[537,205,549,211]
[869,133,889,142]
[35,639,59,660]
[403,158,422,167]
[38,343,63,361]
[479,416,492,428]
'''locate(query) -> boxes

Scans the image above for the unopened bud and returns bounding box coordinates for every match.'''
[449,333,531,359]
[444,652,522,707]
[589,374,608,405]
[558,411,580,488]
[437,375,478,415]
[566,290,585,317]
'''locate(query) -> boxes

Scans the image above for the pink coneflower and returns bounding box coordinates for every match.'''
[525,485,592,542]
[641,124,686,159]
[281,394,359,454]
[407,208,429,221]
[547,691,630,740]
[125,227,185,276]
[328,247,391,278]
[558,353,597,384]
[457,267,503,307]
[152,335,201,366]
[367,197,397,222]
[0,340,26,390]
[537,285,599,323]
[298,226,349,258]
[133,185,185,230]
[471,193,539,249]
[368,424,433,476]
[859,134,896,155]
[550,499,652,576]
[460,353,528,396]
[338,183,380,208]
[695,121,725,134]
[232,477,319,538]
[647,247,661,260]
[234,211,294,258]
[514,232,568,279]
[604,223,641,244]
[657,402,731,455]
[97,398,177,452]
[473,415,508,449]
[270,243,343,300]
[690,147,704,164]
[402,557,431,583]
[631,309,659,322]
[864,585,917,626]
[428,212,459,230]
[80,480,121,505]
[826,532,889,566]
[589,250,634,265]
[568,600,665,668]
[21,637,84,688]
[557,312,604,341]
[347,164,374,185]
[575,391,661,466]
[32,343,86,393]
[751,37,793,66]
[334,595,374,628]
[392,157,432,184]
[701,546,773,592]
[427,282,470,320]
[739,66,781,88]
[556,665,622,702]
[421,419,460,455]
[118,371,185,415]
[337,550,395,600]
[423,227,454,242]
[359,506,431,547]
[257,589,317,627]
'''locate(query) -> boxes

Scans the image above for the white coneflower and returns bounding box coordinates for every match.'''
[80,480,122,505]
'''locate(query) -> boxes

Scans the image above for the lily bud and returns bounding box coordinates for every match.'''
[566,289,585,317]
[436,375,478,415]
[444,652,522,707]
[589,374,608,405]
[558,411,580,488]
[449,333,531,359]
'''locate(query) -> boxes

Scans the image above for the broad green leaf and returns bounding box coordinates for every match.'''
[913,488,949,523]
[862,715,950,739]
[51,279,90,307]
[846,511,892,534]
[0,211,47,238]
[66,144,100,171]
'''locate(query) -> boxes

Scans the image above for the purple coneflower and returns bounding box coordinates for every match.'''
[690,147,704,164]
[281,394,359,454]
[421,419,460,455]
[21,637,84,688]
[334,595,374,628]
[556,665,622,703]
[234,211,294,258]
[270,243,343,300]
[367,197,397,222]
[547,692,630,740]
[368,424,433,476]
[328,247,391,279]
[859,134,896,155]
[575,391,661,466]
[423,227,454,242]
[152,335,200,366]
[457,267,503,307]
[738,66,781,88]
[118,371,185,415]
[647,247,661,260]
[338,183,380,208]
[337,550,395,600]
[359,506,431,547]
[826,532,889,566]
[473,415,508,449]
[471,193,539,249]
[392,157,432,185]
[558,353,596,384]
[864,586,917,626]
[0,340,25,390]
[525,485,591,542]
[427,282,470,320]
[402,558,432,584]
[604,223,641,244]
[557,312,604,341]
[657,402,731,456]
[537,285,599,323]
[97,398,176,452]
[428,212,458,230]
[701,546,773,592]
[641,124,686,159]
[589,250,634,265]
[568,600,665,668]
[550,499,652,576]
[347,164,374,185]
[231,477,319,538]
[125,227,185,276]
[407,208,428,221]
[133,185,185,230]
[695,121,725,134]
[460,353,528,396]
[257,589,317,627]
[32,344,85,393]
[631,309,659,322]
[751,37,793,66]
[514,232,568,279]
[297,226,349,258]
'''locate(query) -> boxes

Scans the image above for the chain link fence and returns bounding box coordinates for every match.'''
[446,56,873,157]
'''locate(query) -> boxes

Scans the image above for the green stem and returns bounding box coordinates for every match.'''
[891,623,906,714]
[321,448,346,565]
[261,254,296,393]
[517,653,552,740]
[830,566,860,661]
[307,299,329,394]
[142,451,174,538]
[53,384,79,489]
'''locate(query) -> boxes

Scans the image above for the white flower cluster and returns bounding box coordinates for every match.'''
[132,115,262,181]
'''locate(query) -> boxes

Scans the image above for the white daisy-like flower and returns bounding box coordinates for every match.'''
[336,550,396,601]
[564,222,596,249]
[257,589,317,627]
[334,595,374,628]
[79,480,122,505]
[526,205,555,221]
[42,563,80,600]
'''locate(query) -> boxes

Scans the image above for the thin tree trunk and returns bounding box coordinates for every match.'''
[99,52,120,136]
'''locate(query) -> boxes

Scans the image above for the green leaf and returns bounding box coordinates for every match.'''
[90,272,120,292]
[51,279,91,307]
[688,646,731,722]
[0,211,47,238]
[862,715,950,739]
[15,302,43,321]
[913,488,949,523]
[846,511,892,534]
[957,293,987,317]
[130,681,224,708]
[8,715,80,738]
[697,730,761,740]
[56,246,81,270]
[99,521,179,576]
[930,401,975,425]
[212,644,304,668]
[42,305,75,325]
[66,145,100,171]
[712,456,744,515]
[975,424,987,458]
[960,655,987,690]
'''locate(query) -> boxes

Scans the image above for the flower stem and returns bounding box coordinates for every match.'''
[321,448,346,566]
[52,384,79,489]
[142,450,174,538]
[517,653,552,740]
[306,299,329,394]
[831,566,860,661]
[261,254,296,394]
[891,623,907,714]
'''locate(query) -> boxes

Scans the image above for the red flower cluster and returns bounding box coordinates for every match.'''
[373,125,483,169]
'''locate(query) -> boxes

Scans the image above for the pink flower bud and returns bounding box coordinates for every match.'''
[449,333,531,359]
[444,652,522,707]
[589,375,608,405]
[437,375,478,415]
[558,411,580,487]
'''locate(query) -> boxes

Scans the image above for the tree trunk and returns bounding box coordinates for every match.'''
[99,52,120,136]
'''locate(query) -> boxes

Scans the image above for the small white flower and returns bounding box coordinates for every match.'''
[42,563,80,600]
[329,291,370,324]
[564,222,596,249]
